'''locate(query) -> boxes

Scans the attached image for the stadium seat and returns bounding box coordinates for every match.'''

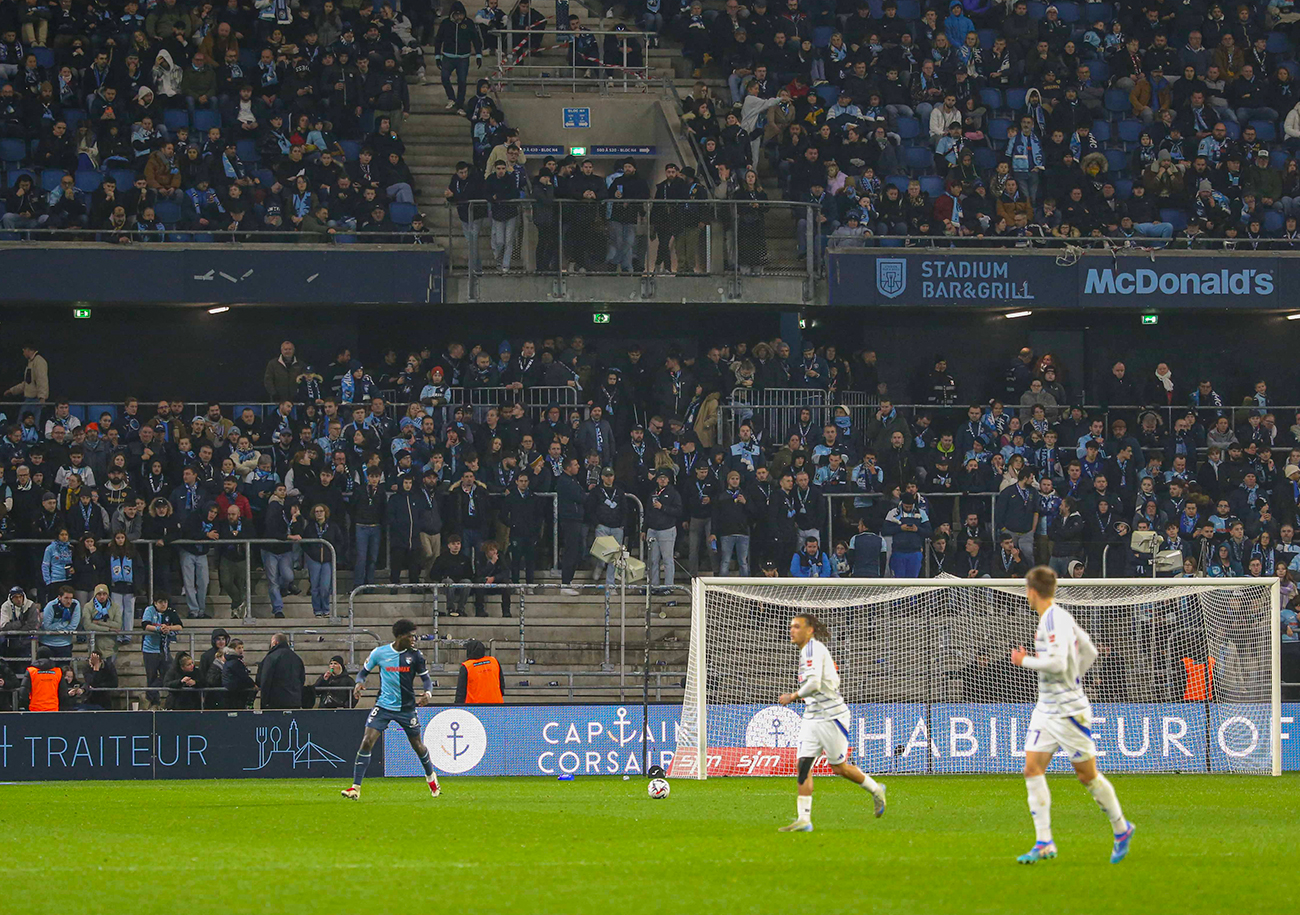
[1271,147,1287,169]
[32,47,53,68]
[74,169,102,192]
[895,117,920,142]
[1223,121,1240,139]
[815,85,839,108]
[109,168,137,189]
[192,109,221,133]
[339,140,360,161]
[252,168,274,187]
[904,146,934,173]
[1161,208,1188,232]
[333,233,357,244]
[987,117,1011,146]
[167,231,192,242]
[390,202,417,226]
[155,200,182,225]
[1055,2,1080,21]
[238,48,257,68]
[977,30,998,53]
[0,138,26,168]
[979,88,1002,110]
[1104,90,1130,118]
[163,110,190,133]
[972,146,997,171]
[1089,60,1109,83]
[1264,210,1285,232]
[812,26,833,48]
[885,174,911,194]
[1114,178,1132,199]
[1267,32,1293,55]
[63,109,85,131]
[1084,2,1113,21]
[1117,119,1144,147]
[236,139,259,163]
[919,175,945,197]
[1091,120,1111,143]
[191,232,215,242]
[1251,120,1276,141]
[895,0,920,18]
[40,169,64,192]
[1005,88,1027,111]
[1027,2,1046,17]
[1104,149,1127,173]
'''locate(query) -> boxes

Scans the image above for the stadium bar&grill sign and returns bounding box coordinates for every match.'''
[827,250,1285,308]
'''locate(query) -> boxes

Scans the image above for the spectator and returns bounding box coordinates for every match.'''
[39,584,80,658]
[1,585,37,660]
[83,583,121,660]
[80,650,118,710]
[315,655,356,708]
[430,532,474,615]
[140,593,181,706]
[257,631,306,709]
[556,456,588,595]
[646,468,683,591]
[163,651,203,710]
[221,638,256,708]
[883,491,931,578]
[790,535,836,577]
[301,503,344,618]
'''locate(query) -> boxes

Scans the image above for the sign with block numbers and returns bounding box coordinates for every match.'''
[563,107,591,128]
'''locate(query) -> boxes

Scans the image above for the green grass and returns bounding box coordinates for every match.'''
[1,774,1292,914]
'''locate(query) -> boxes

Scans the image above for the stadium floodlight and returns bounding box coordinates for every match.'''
[207,305,231,315]
[1004,310,1033,319]
[670,577,1281,778]
[1287,313,1300,320]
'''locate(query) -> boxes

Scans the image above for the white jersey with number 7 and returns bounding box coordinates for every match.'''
[1030,603,1098,719]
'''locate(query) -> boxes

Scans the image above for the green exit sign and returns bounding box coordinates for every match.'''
[73,308,92,319]
[592,312,611,325]
[1141,314,1158,325]
[570,146,587,156]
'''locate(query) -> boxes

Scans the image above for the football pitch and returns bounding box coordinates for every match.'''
[2,774,1291,914]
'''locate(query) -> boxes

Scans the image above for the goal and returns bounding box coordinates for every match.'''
[669,577,1281,778]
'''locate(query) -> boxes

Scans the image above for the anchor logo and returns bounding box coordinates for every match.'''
[423,710,487,774]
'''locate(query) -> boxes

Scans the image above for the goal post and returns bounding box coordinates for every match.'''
[670,577,1281,779]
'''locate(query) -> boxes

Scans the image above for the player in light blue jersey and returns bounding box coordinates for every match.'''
[1012,567,1135,864]
[342,618,441,800]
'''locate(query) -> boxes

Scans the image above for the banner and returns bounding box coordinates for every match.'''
[0,710,376,781]
[0,248,445,305]
[826,250,1284,308]
[385,703,1300,777]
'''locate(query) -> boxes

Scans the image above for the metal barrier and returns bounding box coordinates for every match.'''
[724,387,829,448]
[493,26,657,91]
[0,228,431,245]
[446,384,581,422]
[823,491,1000,559]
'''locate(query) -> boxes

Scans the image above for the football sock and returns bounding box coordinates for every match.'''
[858,773,881,793]
[352,751,372,786]
[417,747,435,780]
[796,795,812,821]
[1025,775,1052,843]
[1083,774,1127,835]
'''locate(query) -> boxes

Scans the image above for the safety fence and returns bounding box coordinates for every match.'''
[491,25,657,91]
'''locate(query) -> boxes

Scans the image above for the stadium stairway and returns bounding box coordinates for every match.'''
[94,564,690,706]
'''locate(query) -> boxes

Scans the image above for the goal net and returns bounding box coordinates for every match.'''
[669,578,1281,778]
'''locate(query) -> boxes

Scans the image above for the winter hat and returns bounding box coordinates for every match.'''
[1198,179,1212,192]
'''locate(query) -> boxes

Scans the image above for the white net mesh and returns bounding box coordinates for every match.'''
[670,578,1279,778]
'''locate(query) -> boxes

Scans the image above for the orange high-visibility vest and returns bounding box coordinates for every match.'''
[462,656,503,704]
[1182,657,1216,701]
[26,666,62,711]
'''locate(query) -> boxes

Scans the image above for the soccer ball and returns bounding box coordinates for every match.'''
[647,778,670,799]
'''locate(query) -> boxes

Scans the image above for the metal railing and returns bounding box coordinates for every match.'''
[0,228,436,245]
[823,491,1000,557]
[493,25,656,91]
[825,235,1300,251]
[444,198,816,300]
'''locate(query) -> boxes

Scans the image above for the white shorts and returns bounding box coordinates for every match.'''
[797,716,850,765]
[1024,708,1096,762]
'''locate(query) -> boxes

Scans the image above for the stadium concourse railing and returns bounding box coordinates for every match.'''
[443,199,817,300]
[0,228,433,244]
[491,25,657,92]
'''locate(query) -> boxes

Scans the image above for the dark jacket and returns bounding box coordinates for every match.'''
[315,669,356,708]
[257,641,306,709]
[163,656,203,710]
[645,484,683,531]
[198,628,230,685]
[222,653,257,707]
[556,472,587,522]
[386,487,421,549]
[585,485,627,528]
[711,486,753,536]
[1049,510,1086,559]
[501,487,544,538]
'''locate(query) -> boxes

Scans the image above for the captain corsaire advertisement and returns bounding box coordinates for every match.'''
[827,251,1283,308]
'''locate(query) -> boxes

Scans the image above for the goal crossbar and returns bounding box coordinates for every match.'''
[674,577,1281,778]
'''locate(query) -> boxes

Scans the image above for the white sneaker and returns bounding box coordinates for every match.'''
[444,100,457,110]
[560,587,581,596]
[777,818,813,832]
[341,785,360,800]
[417,66,427,84]
[871,783,887,818]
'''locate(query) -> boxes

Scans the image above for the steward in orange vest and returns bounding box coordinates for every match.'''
[23,650,67,711]
[1181,656,1216,701]
[456,640,504,705]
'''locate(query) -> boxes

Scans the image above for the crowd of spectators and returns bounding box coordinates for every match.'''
[656,0,1300,249]
[0,0,439,238]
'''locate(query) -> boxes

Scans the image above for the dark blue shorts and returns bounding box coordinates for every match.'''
[365,705,421,743]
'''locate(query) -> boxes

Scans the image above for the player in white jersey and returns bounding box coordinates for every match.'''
[1011,566,1135,864]
[776,613,887,832]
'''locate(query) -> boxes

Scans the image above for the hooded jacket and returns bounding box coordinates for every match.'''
[257,640,306,709]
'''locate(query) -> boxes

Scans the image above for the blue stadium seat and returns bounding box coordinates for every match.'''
[155,200,182,225]
[919,175,945,197]
[1088,59,1109,83]
[32,47,53,69]
[1114,178,1133,199]
[252,168,274,186]
[109,168,137,189]
[904,146,934,172]
[1117,119,1144,146]
[1055,2,1080,21]
[89,405,118,425]
[1161,208,1188,232]
[238,48,257,68]
[192,232,215,242]
[895,117,920,142]
[390,202,417,226]
[74,169,102,192]
[1271,147,1288,169]
[1104,149,1127,173]
[885,174,911,194]
[812,26,833,48]
[339,140,360,161]
[1084,2,1113,21]
[977,30,998,52]
[1264,210,1285,232]
[979,88,1002,110]
[63,109,85,131]
[334,234,357,244]
[0,138,26,168]
[987,117,1012,145]
[1005,88,1027,111]
[236,139,258,163]
[815,85,839,108]
[1028,2,1047,17]
[973,146,997,171]
[1223,120,1240,139]
[163,109,190,133]
[40,169,64,192]
[192,109,220,133]
[167,231,191,242]
[895,0,920,18]
[1091,120,1111,143]
[1267,33,1293,55]
[1104,89,1130,117]
[1251,120,1276,141]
